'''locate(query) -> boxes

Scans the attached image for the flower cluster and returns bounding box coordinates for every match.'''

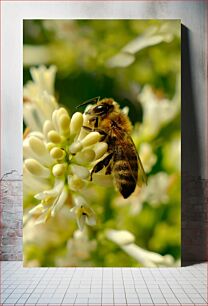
[137,84,180,141]
[23,66,108,230]
[106,229,176,267]
[23,20,181,267]
[56,229,97,267]
[23,65,57,131]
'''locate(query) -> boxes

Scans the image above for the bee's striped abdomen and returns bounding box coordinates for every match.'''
[113,146,138,199]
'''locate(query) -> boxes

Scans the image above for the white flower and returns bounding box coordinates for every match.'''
[23,66,58,131]
[144,172,170,206]
[24,108,107,226]
[139,143,157,173]
[23,66,108,230]
[106,229,176,267]
[106,229,135,245]
[55,229,97,266]
[70,201,96,231]
[68,229,96,257]
[121,172,170,215]
[24,65,57,97]
[163,136,181,172]
[106,23,175,68]
[138,85,179,140]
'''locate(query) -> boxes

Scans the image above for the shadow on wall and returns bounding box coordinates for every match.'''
[181,25,208,265]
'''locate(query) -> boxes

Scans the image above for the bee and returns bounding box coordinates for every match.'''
[77,97,147,199]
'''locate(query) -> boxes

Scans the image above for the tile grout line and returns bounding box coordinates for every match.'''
[0,262,207,306]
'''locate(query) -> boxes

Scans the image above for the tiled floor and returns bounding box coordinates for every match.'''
[0,262,207,305]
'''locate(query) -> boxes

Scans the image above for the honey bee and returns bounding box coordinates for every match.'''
[78,97,147,199]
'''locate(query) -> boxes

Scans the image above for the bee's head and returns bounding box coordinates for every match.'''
[86,99,115,117]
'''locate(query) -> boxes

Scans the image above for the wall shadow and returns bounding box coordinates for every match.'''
[181,25,207,265]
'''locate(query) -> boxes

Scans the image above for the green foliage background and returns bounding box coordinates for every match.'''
[23,19,181,267]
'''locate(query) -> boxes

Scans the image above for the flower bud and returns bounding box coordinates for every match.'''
[23,139,33,159]
[57,107,68,117]
[93,142,108,159]
[43,120,54,137]
[25,159,50,178]
[52,164,66,176]
[50,147,66,160]
[70,112,83,135]
[75,149,95,163]
[81,132,101,147]
[59,114,70,132]
[52,109,59,131]
[56,107,70,133]
[29,136,48,156]
[47,130,61,143]
[46,142,56,151]
[69,141,83,154]
[29,131,44,140]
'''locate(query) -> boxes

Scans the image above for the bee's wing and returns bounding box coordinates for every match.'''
[114,128,147,187]
[136,145,147,186]
[126,133,147,186]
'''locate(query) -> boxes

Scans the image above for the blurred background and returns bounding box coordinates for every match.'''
[23,19,181,267]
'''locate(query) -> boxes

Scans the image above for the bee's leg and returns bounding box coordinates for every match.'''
[82,126,108,141]
[82,126,93,132]
[96,129,108,141]
[90,152,113,181]
[94,116,99,128]
[82,125,106,135]
[85,116,99,129]
[105,163,112,175]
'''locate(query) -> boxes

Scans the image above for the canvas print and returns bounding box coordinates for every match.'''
[23,20,181,267]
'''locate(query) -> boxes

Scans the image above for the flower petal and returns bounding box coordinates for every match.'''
[51,187,68,217]
[77,214,86,231]
[86,215,96,226]
[70,164,89,179]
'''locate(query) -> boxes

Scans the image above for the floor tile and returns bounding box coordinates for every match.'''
[0,261,207,306]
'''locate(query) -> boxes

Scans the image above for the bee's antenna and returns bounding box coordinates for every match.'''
[76,96,100,109]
